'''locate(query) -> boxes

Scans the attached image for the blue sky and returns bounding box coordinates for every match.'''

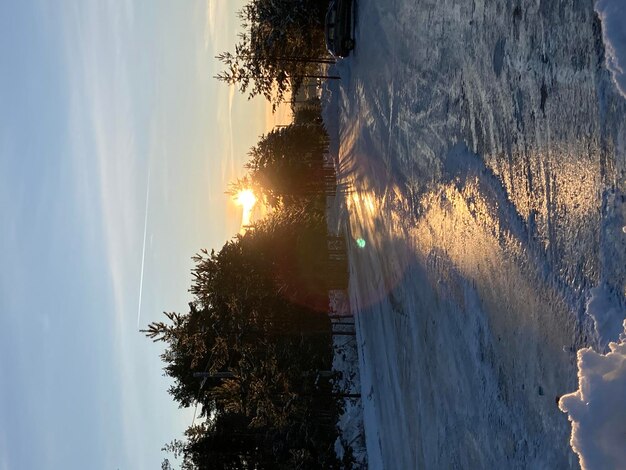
[0,1,283,468]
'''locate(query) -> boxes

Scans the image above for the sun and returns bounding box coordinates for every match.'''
[235,189,257,211]
[234,189,257,229]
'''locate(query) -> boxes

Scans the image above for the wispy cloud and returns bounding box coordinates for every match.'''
[204,0,217,51]
[221,83,236,182]
[62,1,147,467]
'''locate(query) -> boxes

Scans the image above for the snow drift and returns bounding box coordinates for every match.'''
[559,320,626,470]
[586,284,626,348]
[595,0,626,97]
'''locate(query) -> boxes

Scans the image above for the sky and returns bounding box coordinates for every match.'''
[0,1,289,468]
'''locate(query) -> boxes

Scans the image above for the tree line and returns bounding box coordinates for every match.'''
[149,107,352,469]
[215,0,336,109]
[146,1,354,467]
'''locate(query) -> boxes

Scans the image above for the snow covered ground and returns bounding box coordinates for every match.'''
[323,0,626,468]
[558,320,626,470]
[594,0,626,97]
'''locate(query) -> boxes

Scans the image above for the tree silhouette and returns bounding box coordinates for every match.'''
[145,207,344,468]
[216,0,332,109]
[242,123,329,208]
[147,104,356,468]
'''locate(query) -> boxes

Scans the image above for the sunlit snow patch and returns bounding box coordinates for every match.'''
[595,0,626,97]
[559,320,626,470]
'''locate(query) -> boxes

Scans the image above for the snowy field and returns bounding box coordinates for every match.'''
[323,0,626,468]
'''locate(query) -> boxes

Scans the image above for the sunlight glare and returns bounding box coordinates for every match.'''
[234,189,257,229]
[235,189,257,211]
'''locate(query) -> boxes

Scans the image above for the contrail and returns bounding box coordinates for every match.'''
[136,166,151,328]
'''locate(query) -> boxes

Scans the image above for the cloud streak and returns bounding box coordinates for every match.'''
[62,1,147,467]
[204,0,217,51]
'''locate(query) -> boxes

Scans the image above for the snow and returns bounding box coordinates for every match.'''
[586,284,625,349]
[559,320,626,470]
[595,0,626,97]
[328,289,368,468]
[322,0,626,468]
